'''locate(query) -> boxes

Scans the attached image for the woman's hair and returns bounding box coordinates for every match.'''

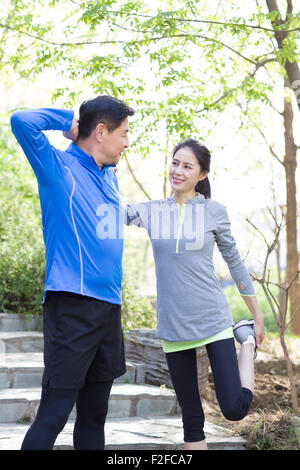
[172,138,211,199]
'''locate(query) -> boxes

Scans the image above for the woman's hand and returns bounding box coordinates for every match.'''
[253,311,265,348]
[63,115,79,142]
[242,295,265,347]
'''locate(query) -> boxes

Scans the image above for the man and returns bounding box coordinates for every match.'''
[10,96,135,450]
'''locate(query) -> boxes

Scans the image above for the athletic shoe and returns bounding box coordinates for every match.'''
[233,319,257,358]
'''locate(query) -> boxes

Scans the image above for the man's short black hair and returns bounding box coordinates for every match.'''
[78,95,135,138]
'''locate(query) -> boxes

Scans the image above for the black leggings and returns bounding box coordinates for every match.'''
[21,380,113,450]
[165,338,253,442]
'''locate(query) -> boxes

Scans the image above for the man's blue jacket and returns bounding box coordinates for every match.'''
[10,108,124,305]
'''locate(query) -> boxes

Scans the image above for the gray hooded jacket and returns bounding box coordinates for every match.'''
[125,194,255,342]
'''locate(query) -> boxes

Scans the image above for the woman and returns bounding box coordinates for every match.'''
[125,139,265,450]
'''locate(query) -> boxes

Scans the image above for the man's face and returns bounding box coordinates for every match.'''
[98,118,129,166]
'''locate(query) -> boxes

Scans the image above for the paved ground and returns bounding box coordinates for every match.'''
[0,314,247,451]
[0,415,247,450]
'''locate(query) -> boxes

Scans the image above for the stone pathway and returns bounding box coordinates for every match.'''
[0,417,245,450]
[0,313,247,450]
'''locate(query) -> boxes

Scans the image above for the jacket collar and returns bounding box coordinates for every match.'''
[166,193,206,204]
[66,142,116,174]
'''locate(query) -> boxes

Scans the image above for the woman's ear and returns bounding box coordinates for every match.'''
[199,170,209,182]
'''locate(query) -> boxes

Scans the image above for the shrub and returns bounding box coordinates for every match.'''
[0,148,45,318]
[121,273,156,336]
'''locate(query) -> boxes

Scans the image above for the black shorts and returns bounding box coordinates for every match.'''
[42,291,126,389]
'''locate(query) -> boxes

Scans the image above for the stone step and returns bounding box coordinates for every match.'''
[0,314,39,333]
[0,353,44,389]
[0,331,44,353]
[0,353,145,388]
[0,416,247,450]
[0,384,179,424]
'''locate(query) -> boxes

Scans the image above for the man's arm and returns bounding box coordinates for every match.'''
[63,115,79,141]
[10,108,75,186]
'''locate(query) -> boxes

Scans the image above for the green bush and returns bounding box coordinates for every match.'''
[121,273,156,336]
[0,143,45,318]
[0,239,45,317]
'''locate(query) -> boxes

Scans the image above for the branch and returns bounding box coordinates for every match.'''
[252,273,281,326]
[255,126,285,165]
[168,16,300,33]
[248,209,285,327]
[196,56,276,113]
[0,22,129,46]
[245,207,284,278]
[196,89,233,113]
[80,8,300,33]
[246,208,300,336]
[235,98,285,165]
[0,21,260,68]
[286,0,293,17]
[123,154,151,201]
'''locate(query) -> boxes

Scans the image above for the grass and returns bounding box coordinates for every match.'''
[238,408,300,450]
[224,282,300,450]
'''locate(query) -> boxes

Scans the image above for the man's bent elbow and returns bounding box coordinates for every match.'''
[10,110,30,136]
[10,111,23,131]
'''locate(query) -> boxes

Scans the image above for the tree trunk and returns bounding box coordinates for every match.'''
[283,79,300,334]
[265,0,300,111]
[279,328,300,416]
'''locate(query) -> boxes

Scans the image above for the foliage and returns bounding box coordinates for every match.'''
[0,239,45,317]
[1,0,300,336]
[121,272,156,336]
[0,126,45,317]
[2,0,299,154]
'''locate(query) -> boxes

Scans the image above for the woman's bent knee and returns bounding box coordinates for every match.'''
[220,388,253,421]
[222,406,248,421]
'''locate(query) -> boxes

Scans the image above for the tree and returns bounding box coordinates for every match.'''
[247,207,300,416]
[266,0,300,110]
[1,0,300,331]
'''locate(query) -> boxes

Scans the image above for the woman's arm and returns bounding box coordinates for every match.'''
[124,202,150,229]
[241,295,265,347]
[215,204,255,296]
[215,203,265,345]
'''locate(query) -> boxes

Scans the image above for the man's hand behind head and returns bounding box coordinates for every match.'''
[63,115,79,142]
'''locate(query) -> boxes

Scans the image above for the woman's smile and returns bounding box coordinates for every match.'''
[172,176,185,184]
